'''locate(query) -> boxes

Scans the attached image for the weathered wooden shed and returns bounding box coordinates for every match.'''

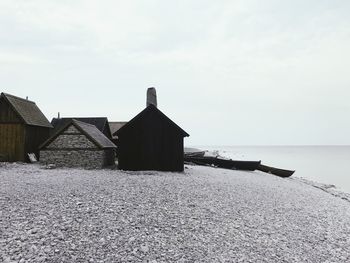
[115,104,189,171]
[51,117,112,139]
[40,119,116,169]
[0,93,52,162]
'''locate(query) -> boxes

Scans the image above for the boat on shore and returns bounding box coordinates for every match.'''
[184,149,295,177]
[184,155,261,171]
[184,151,206,158]
[257,164,295,177]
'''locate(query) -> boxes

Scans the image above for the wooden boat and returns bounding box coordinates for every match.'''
[257,164,295,177]
[184,156,261,171]
[184,151,206,158]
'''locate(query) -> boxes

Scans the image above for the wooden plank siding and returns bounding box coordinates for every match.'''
[117,107,186,171]
[0,95,52,162]
[0,124,25,161]
[0,96,25,161]
[0,97,21,123]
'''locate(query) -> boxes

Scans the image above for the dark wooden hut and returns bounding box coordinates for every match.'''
[115,104,189,171]
[51,117,112,139]
[0,92,52,162]
[40,119,116,169]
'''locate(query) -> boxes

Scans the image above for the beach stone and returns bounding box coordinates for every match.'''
[1,164,350,262]
[140,244,149,253]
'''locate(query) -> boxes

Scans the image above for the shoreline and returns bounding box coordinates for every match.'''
[188,146,350,194]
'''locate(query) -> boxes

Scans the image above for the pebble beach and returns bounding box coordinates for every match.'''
[1,163,350,262]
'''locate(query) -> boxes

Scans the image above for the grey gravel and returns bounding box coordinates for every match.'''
[1,163,350,262]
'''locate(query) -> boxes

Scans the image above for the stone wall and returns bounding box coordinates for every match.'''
[65,125,80,133]
[47,134,95,149]
[40,124,113,169]
[41,150,105,169]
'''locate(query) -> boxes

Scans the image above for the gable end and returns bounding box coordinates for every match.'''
[116,105,189,137]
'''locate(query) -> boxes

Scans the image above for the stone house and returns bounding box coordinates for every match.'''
[40,119,116,169]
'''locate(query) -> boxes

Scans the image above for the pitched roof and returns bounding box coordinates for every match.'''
[115,105,189,137]
[73,120,116,148]
[40,119,116,149]
[1,93,52,128]
[51,117,110,134]
[109,121,127,138]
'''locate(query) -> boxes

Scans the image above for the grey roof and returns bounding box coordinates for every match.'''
[52,117,110,135]
[109,121,127,138]
[73,120,116,149]
[40,119,116,149]
[1,93,52,128]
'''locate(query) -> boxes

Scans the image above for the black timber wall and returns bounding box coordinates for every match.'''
[24,125,51,160]
[118,110,184,172]
[104,149,116,167]
[0,123,25,162]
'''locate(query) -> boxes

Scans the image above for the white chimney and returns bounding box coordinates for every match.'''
[146,87,157,107]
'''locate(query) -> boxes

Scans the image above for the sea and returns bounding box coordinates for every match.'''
[192,146,350,194]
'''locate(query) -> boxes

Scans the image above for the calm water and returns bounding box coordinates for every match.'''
[194,146,350,193]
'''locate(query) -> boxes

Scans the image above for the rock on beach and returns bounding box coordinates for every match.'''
[0,163,350,262]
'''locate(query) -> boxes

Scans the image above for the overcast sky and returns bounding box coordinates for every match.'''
[1,0,349,146]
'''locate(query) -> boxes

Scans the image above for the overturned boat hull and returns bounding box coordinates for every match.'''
[257,164,295,177]
[184,156,261,171]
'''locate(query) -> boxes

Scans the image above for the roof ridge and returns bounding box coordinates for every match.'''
[109,121,128,123]
[55,117,107,119]
[1,92,52,128]
[72,119,97,128]
[1,92,36,104]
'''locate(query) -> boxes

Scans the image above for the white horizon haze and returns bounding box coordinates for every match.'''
[1,0,350,146]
